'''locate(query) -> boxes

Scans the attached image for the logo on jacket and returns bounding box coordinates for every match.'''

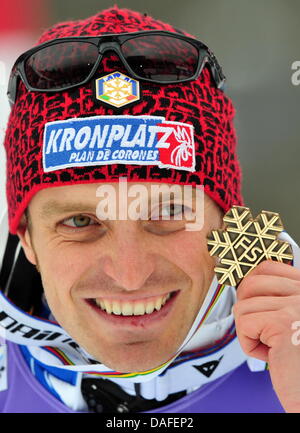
[95,71,140,108]
[193,356,223,378]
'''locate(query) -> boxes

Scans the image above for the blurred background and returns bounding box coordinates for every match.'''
[0,0,299,240]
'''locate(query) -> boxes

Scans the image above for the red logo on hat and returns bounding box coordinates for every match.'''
[157,122,195,171]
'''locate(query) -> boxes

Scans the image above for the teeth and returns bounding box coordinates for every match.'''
[155,297,162,311]
[99,300,105,310]
[145,302,155,314]
[104,300,112,314]
[133,302,145,316]
[95,293,173,316]
[122,302,134,316]
[112,300,121,315]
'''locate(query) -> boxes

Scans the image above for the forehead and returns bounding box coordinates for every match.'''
[31,182,202,202]
[27,182,213,219]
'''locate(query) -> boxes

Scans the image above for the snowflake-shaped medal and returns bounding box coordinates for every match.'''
[207,206,294,286]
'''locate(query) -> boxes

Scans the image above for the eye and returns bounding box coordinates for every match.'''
[151,203,189,220]
[161,203,184,218]
[61,215,97,228]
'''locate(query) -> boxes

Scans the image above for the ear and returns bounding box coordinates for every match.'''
[17,214,37,266]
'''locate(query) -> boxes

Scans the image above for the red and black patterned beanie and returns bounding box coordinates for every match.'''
[4,6,243,234]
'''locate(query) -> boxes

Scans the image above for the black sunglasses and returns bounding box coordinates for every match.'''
[7,30,226,105]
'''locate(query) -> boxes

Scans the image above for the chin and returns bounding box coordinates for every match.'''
[90,347,170,373]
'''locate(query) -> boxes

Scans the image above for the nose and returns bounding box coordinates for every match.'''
[101,222,155,292]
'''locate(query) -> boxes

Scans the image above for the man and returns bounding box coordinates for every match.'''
[1,7,300,413]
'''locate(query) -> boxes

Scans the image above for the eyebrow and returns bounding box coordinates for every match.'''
[39,200,98,219]
[38,188,199,219]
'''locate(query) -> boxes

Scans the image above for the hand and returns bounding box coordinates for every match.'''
[233,259,300,413]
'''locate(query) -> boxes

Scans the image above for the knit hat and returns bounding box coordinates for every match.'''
[4,7,243,234]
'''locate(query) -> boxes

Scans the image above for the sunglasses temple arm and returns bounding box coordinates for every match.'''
[7,72,18,106]
[205,58,225,90]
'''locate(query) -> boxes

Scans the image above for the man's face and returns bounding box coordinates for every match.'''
[18,182,223,372]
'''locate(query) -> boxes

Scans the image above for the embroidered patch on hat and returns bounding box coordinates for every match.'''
[95,71,140,108]
[43,115,195,173]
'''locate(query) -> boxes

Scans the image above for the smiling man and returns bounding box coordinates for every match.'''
[20,183,222,373]
[1,7,300,414]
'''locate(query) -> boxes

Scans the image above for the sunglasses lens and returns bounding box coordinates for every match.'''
[24,41,99,90]
[121,35,198,81]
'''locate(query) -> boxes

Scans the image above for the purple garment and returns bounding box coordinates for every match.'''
[0,342,284,413]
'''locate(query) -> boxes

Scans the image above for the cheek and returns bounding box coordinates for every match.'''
[166,231,215,281]
[161,232,216,316]
[36,241,92,300]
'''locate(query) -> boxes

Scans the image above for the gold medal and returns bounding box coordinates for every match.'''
[207,206,294,287]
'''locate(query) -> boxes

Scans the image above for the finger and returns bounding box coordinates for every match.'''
[237,274,300,300]
[249,259,300,279]
[234,310,289,360]
[233,295,300,317]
